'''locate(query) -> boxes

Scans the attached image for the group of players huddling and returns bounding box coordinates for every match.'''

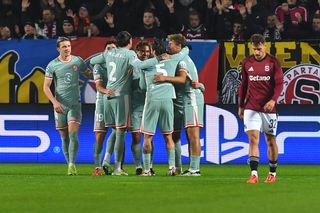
[44,32,283,183]
[44,31,204,177]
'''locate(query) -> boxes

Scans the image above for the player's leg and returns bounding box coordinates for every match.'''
[173,104,183,174]
[159,99,175,176]
[182,103,203,176]
[92,98,107,176]
[112,95,130,175]
[102,128,116,175]
[131,132,142,175]
[55,107,74,175]
[163,133,176,176]
[142,133,153,176]
[262,113,278,183]
[131,106,143,175]
[140,100,159,176]
[67,104,82,175]
[264,133,278,182]
[244,110,262,183]
[184,126,201,176]
[55,110,69,165]
[150,139,155,175]
[172,131,182,174]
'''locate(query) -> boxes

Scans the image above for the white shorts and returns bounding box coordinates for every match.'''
[243,109,278,136]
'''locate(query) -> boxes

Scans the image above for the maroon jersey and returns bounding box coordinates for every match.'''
[238,54,283,113]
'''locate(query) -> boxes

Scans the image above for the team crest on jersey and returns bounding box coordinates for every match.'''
[278,64,320,104]
[265,65,270,72]
[72,64,78,72]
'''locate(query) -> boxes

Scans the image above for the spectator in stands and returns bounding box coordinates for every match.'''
[89,20,105,37]
[263,14,283,41]
[0,25,12,40]
[275,0,308,39]
[306,13,320,38]
[22,21,46,39]
[69,4,91,37]
[0,0,20,31]
[22,1,59,39]
[102,0,145,34]
[60,17,77,40]
[180,10,207,39]
[307,0,320,22]
[39,0,72,23]
[206,0,242,39]
[99,12,117,37]
[275,0,307,26]
[238,0,269,36]
[133,9,166,39]
[230,21,245,41]
[168,0,207,27]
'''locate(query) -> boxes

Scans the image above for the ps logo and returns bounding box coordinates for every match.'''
[205,105,320,164]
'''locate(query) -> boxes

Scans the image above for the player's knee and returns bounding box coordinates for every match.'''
[69,131,79,142]
[248,137,259,145]
[143,143,151,153]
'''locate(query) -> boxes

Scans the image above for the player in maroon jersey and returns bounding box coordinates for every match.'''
[238,34,284,184]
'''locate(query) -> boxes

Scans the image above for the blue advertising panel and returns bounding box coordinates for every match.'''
[0,104,205,164]
[0,104,319,164]
[205,105,320,164]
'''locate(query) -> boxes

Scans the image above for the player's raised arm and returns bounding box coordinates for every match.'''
[128,50,159,70]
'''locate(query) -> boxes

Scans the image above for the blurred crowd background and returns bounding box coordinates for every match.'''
[0,0,319,41]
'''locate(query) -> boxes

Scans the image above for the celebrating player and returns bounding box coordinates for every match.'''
[43,37,87,175]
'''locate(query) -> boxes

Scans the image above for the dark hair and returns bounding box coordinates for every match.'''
[104,39,117,49]
[135,40,151,51]
[168,34,187,48]
[152,39,166,55]
[314,14,320,20]
[189,10,200,18]
[250,34,265,46]
[116,31,132,47]
[56,36,71,47]
[143,8,155,16]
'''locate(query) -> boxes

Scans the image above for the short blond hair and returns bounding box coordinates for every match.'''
[168,34,187,47]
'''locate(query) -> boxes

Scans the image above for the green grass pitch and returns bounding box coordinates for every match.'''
[0,164,319,213]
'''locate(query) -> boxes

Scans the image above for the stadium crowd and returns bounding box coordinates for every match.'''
[1,0,320,41]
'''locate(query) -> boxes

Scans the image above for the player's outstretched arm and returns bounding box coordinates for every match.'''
[90,53,105,65]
